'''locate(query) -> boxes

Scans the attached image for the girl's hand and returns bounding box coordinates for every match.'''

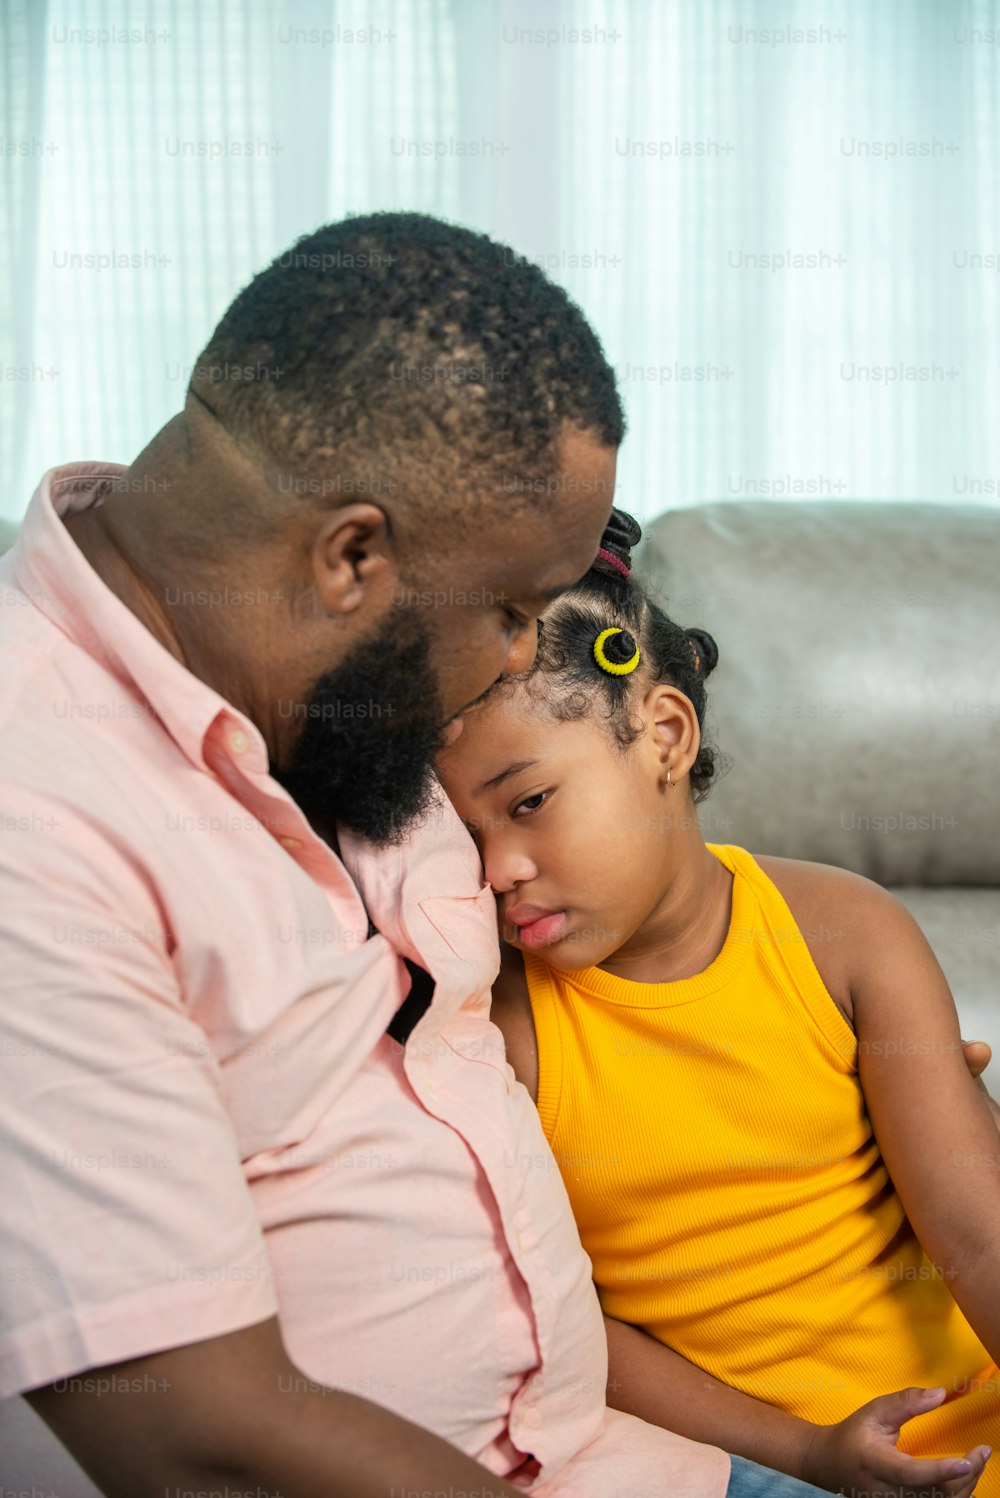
[802,1386,992,1498]
[962,1041,1000,1131]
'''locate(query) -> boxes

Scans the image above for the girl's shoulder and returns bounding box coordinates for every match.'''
[490,941,540,1103]
[750,853,894,1030]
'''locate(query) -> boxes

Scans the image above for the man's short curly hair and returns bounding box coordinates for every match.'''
[191,211,624,525]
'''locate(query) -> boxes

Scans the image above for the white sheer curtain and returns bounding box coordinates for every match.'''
[3,0,1000,521]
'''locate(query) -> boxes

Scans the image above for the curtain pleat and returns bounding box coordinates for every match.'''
[2,0,998,519]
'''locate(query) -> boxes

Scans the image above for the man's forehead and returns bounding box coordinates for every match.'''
[428,427,616,599]
[478,503,610,595]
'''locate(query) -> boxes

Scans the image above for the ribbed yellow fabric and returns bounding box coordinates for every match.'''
[524,844,1000,1479]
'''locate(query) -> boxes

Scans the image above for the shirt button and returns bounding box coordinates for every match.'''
[228,729,249,754]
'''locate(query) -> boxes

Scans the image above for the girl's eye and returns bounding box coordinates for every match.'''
[504,608,530,636]
[512,791,549,818]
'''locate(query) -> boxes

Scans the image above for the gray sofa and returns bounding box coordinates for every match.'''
[637,499,1000,1057]
[1,499,997,1488]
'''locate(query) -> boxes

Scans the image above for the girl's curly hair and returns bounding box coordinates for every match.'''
[505,507,721,802]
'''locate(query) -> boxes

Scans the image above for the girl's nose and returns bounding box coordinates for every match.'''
[484,843,538,894]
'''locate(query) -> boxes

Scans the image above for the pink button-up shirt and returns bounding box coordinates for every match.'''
[0,463,730,1498]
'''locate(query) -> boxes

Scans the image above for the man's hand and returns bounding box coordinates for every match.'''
[802,1385,992,1498]
[962,1040,1000,1130]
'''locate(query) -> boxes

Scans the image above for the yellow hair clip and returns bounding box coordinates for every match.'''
[593,627,641,676]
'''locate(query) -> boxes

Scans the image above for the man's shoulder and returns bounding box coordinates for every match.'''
[0,613,163,811]
[0,576,64,701]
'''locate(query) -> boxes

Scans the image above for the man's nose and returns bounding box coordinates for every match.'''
[503,619,540,676]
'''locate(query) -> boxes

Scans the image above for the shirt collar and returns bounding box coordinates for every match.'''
[10,462,269,775]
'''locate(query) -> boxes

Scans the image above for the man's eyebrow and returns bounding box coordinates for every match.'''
[538,575,586,604]
[512,575,586,612]
[478,758,540,795]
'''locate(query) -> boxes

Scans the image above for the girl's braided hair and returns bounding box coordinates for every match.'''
[513,507,720,802]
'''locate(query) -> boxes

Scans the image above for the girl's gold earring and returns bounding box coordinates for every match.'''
[666,767,674,789]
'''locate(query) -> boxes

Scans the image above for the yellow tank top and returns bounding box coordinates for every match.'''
[524,844,1000,1479]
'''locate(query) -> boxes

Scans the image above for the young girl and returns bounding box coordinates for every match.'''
[437,508,1000,1498]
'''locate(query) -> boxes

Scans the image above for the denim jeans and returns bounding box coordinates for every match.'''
[726,1452,839,1498]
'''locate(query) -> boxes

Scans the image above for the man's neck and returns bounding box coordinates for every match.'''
[63,494,191,670]
[61,478,278,751]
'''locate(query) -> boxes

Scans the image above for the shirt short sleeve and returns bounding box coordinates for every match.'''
[0,785,278,1397]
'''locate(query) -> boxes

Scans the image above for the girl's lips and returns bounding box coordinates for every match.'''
[514,910,569,949]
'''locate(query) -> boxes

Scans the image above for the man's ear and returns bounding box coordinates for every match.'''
[644,683,701,784]
[309,503,396,617]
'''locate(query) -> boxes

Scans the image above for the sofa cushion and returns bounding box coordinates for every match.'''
[637,501,1000,886]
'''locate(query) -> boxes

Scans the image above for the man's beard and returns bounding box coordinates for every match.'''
[273,612,448,846]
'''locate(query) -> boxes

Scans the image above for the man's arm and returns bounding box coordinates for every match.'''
[0,806,519,1498]
[27,1318,526,1498]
